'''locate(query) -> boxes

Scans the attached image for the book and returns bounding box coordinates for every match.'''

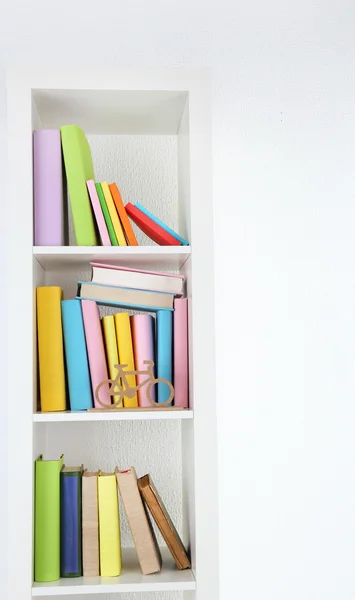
[60,465,83,577]
[95,183,118,246]
[109,183,138,246]
[173,298,189,408]
[116,468,161,575]
[82,471,99,577]
[60,125,97,246]
[101,181,127,246]
[156,311,173,404]
[135,202,189,246]
[61,300,93,411]
[102,315,121,407]
[86,180,111,246]
[33,130,64,246]
[35,454,64,582]
[114,313,138,408]
[81,300,111,408]
[138,474,191,570]
[98,471,122,576]
[77,282,174,311]
[36,287,66,412]
[91,262,184,295]
[131,315,156,407]
[125,202,181,246]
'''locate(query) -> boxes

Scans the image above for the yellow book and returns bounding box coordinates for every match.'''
[102,316,122,407]
[98,471,121,577]
[36,287,66,412]
[114,313,138,408]
[101,181,127,246]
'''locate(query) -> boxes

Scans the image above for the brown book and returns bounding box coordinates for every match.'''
[138,474,191,570]
[116,468,162,575]
[82,470,99,577]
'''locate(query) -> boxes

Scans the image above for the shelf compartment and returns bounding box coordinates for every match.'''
[33,409,193,423]
[33,246,191,271]
[32,548,195,596]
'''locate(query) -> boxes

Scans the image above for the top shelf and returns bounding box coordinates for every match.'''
[33,246,191,271]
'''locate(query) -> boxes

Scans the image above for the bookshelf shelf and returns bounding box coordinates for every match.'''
[32,548,196,596]
[33,246,191,271]
[33,409,194,422]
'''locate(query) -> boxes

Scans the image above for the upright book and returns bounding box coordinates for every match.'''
[131,314,156,407]
[86,180,111,246]
[102,315,121,407]
[61,299,93,411]
[95,183,118,246]
[36,287,66,412]
[173,298,189,408]
[35,454,64,582]
[81,300,111,407]
[109,183,138,246]
[138,474,191,570]
[61,465,83,577]
[156,310,173,404]
[98,471,122,577]
[125,202,181,246]
[33,130,64,246]
[114,313,138,408]
[60,125,97,246]
[91,262,184,295]
[82,471,99,577]
[101,181,127,246]
[116,468,161,575]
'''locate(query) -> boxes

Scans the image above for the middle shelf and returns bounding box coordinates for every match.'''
[33,409,194,422]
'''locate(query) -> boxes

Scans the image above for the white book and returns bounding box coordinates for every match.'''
[91,262,184,295]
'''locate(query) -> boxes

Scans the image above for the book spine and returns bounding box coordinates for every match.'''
[173,299,189,408]
[114,313,138,408]
[86,180,111,246]
[101,181,127,246]
[109,183,138,246]
[102,316,121,407]
[98,474,121,576]
[33,130,64,246]
[135,202,189,246]
[156,311,173,404]
[131,315,156,407]
[37,287,66,412]
[81,300,111,407]
[61,471,82,577]
[82,474,99,577]
[95,183,118,245]
[61,300,93,411]
[34,456,64,582]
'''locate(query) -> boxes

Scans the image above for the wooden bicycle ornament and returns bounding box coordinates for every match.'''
[95,360,174,409]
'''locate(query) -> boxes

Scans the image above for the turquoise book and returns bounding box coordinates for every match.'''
[135,202,189,246]
[156,310,173,405]
[61,299,93,410]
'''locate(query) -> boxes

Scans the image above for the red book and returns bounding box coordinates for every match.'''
[125,203,181,246]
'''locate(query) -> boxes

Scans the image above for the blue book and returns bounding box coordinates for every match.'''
[60,466,83,577]
[135,202,189,246]
[61,299,93,410]
[156,310,173,405]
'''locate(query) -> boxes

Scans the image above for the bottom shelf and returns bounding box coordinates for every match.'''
[32,548,195,596]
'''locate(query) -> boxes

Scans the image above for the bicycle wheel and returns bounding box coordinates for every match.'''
[146,378,174,408]
[95,379,124,408]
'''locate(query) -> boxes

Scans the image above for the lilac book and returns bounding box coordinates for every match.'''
[33,130,64,246]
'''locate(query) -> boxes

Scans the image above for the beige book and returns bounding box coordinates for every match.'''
[82,470,99,577]
[116,467,162,575]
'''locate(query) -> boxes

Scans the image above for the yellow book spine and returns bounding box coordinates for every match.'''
[114,313,138,408]
[102,316,122,408]
[101,181,127,246]
[36,287,66,412]
[98,473,121,577]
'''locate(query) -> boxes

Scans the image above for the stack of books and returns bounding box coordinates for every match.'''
[33,125,189,247]
[34,455,191,582]
[36,264,189,412]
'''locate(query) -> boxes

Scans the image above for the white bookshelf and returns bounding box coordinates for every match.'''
[6,67,218,600]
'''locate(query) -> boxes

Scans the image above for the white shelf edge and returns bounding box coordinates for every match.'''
[32,580,195,597]
[33,410,193,423]
[33,246,191,256]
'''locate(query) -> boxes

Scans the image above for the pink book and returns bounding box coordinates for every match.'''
[86,180,111,246]
[131,315,156,407]
[173,298,189,408]
[81,300,111,407]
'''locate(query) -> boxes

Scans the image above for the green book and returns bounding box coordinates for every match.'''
[60,125,98,246]
[95,182,118,246]
[35,454,64,582]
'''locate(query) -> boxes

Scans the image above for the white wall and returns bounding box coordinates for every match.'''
[2,1,355,599]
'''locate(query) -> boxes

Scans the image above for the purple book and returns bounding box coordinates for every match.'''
[33,130,64,246]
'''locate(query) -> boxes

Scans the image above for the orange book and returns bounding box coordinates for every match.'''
[109,183,138,246]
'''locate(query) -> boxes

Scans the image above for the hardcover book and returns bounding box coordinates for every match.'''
[82,470,99,577]
[98,471,122,576]
[60,465,83,577]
